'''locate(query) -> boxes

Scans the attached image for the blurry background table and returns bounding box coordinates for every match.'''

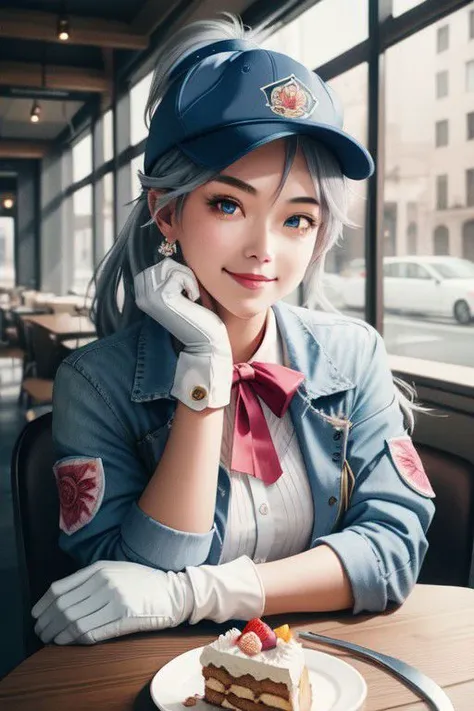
[21,314,96,341]
[0,585,473,710]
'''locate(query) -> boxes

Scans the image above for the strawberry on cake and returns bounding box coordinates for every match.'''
[199,620,312,711]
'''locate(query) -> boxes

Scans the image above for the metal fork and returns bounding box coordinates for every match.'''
[299,631,454,711]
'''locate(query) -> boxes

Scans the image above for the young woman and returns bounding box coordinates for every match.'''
[32,15,435,646]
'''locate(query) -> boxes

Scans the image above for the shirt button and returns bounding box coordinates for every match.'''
[191,385,207,402]
[259,503,269,516]
[328,496,337,506]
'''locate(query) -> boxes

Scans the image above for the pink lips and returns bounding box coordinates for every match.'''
[224,270,277,290]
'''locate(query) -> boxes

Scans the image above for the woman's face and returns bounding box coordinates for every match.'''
[155,139,321,320]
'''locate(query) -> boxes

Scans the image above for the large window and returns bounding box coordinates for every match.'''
[130,72,153,146]
[103,110,114,163]
[72,187,93,294]
[382,6,474,369]
[101,172,114,256]
[322,64,369,315]
[262,0,368,69]
[392,0,427,16]
[72,133,92,183]
[0,217,15,288]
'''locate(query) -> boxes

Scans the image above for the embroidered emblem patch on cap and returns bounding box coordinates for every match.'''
[53,457,105,535]
[260,74,318,120]
[387,437,435,498]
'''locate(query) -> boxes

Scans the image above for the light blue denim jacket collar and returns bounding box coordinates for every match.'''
[131,301,355,404]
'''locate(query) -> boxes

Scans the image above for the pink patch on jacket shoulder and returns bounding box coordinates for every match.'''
[387,437,435,498]
[53,457,105,534]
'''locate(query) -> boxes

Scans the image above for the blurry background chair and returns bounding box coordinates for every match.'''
[11,412,77,656]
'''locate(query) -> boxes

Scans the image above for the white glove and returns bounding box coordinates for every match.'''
[134,258,233,410]
[31,556,265,645]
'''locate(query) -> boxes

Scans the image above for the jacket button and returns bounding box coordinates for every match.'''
[333,431,342,441]
[191,385,207,401]
[328,496,337,506]
[332,452,340,462]
[259,503,269,516]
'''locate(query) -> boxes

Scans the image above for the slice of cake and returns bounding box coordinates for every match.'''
[199,619,312,711]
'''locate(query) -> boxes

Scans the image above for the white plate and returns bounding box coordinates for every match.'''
[150,645,367,711]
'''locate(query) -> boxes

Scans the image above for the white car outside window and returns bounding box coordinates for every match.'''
[340,256,474,324]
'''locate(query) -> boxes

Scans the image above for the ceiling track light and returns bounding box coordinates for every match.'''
[30,100,41,123]
[2,196,15,210]
[57,16,70,41]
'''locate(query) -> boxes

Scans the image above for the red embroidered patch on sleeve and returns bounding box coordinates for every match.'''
[53,457,105,535]
[387,437,435,498]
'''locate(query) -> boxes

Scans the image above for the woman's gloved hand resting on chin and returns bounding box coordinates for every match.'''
[134,258,233,410]
[32,556,265,645]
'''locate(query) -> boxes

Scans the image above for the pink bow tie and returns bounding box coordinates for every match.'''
[231,361,305,485]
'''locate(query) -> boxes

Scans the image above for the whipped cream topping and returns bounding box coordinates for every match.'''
[200,628,306,689]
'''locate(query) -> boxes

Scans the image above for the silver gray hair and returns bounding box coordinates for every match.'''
[90,12,421,430]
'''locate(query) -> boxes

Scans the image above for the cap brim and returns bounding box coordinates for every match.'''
[176,121,374,181]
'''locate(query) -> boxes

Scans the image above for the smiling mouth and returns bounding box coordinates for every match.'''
[224,269,277,282]
[223,269,277,291]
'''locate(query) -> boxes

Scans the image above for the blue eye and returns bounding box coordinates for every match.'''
[220,200,237,215]
[284,214,315,232]
[285,215,301,228]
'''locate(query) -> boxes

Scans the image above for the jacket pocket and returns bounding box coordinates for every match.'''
[136,419,173,473]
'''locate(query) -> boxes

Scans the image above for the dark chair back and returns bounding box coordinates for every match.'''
[417,444,474,587]
[11,412,78,655]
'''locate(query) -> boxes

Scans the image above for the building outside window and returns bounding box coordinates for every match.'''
[436,174,448,209]
[436,70,448,98]
[435,119,448,147]
[436,25,449,53]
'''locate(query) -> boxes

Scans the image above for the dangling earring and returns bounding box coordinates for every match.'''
[158,239,177,257]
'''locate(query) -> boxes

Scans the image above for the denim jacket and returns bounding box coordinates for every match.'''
[52,302,435,613]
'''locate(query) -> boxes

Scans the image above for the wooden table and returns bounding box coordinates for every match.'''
[21,313,96,341]
[61,336,97,350]
[1,585,473,710]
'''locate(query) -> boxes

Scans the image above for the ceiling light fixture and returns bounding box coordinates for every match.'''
[30,100,41,123]
[2,197,14,210]
[57,16,70,41]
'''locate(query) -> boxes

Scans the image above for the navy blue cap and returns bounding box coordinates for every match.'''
[144,39,374,181]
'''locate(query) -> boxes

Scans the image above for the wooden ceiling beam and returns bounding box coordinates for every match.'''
[0,141,51,160]
[0,62,108,93]
[0,9,148,50]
